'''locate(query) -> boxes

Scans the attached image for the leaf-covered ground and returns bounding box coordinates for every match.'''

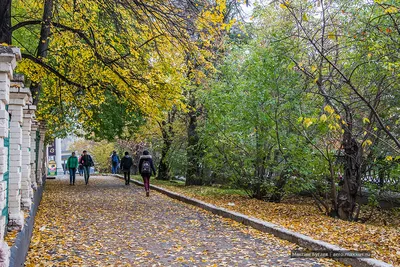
[25,176,342,266]
[148,179,400,266]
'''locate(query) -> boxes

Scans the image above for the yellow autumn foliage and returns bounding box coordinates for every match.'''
[13,0,227,137]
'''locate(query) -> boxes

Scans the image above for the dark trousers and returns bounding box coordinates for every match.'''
[142,176,150,192]
[124,171,130,184]
[69,168,76,184]
[83,166,90,184]
[78,166,83,176]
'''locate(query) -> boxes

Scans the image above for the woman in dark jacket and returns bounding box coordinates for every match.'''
[120,152,134,185]
[138,150,156,196]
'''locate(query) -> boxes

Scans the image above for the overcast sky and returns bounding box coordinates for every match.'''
[241,1,254,20]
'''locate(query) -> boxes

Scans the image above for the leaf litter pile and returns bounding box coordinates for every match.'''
[25,176,342,266]
[149,180,400,266]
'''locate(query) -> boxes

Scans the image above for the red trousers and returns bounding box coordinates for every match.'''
[142,176,150,191]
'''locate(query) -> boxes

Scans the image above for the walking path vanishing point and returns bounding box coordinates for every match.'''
[25,176,342,266]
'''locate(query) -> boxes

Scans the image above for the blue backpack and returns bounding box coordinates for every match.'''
[112,154,119,163]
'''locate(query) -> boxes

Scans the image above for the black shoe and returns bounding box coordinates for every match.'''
[146,191,149,197]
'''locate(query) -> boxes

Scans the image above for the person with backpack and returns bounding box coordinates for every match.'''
[110,151,120,174]
[79,150,94,185]
[139,150,156,197]
[66,152,79,185]
[120,151,133,185]
[78,154,84,176]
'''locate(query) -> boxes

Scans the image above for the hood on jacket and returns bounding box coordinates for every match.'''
[140,155,152,160]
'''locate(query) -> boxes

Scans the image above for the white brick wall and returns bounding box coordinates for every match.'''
[7,84,28,228]
[0,80,10,105]
[0,217,5,240]
[0,181,7,216]
[0,147,6,175]
[36,126,46,186]
[30,123,38,190]
[21,111,32,209]
[0,73,8,82]
[0,48,17,240]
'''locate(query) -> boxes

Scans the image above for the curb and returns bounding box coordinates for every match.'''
[9,176,46,267]
[114,175,393,267]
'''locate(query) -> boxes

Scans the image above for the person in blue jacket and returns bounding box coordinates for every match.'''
[110,151,120,174]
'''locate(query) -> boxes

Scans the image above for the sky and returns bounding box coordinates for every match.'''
[241,1,255,21]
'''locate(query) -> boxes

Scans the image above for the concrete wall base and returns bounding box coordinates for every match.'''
[9,176,46,267]
[0,241,9,267]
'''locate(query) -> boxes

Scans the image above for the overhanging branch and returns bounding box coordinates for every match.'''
[22,53,87,89]
[10,20,41,32]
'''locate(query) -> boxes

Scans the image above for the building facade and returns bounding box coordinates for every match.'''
[0,46,47,265]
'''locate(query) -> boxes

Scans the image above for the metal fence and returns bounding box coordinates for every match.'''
[361,168,400,188]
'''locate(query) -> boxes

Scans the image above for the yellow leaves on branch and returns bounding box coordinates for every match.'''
[303,117,313,128]
[298,105,346,136]
[362,139,373,147]
[279,1,290,9]
[17,59,46,83]
[384,6,398,14]
[196,0,226,32]
[327,123,341,131]
[363,117,371,124]
[15,0,227,136]
[324,105,335,114]
[374,0,398,14]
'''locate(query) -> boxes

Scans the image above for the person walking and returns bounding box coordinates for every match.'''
[120,152,133,185]
[139,150,156,197]
[78,154,84,176]
[66,152,79,185]
[79,150,94,185]
[110,151,120,174]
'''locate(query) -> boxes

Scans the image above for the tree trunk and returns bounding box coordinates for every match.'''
[269,174,286,203]
[253,126,266,199]
[157,120,171,181]
[269,152,287,203]
[31,0,53,105]
[157,145,170,180]
[185,91,202,186]
[337,129,362,220]
[0,0,12,44]
[328,160,338,211]
[157,108,177,180]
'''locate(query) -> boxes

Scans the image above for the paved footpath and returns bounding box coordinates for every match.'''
[25,176,341,266]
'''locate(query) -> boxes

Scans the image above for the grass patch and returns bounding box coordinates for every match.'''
[149,178,247,197]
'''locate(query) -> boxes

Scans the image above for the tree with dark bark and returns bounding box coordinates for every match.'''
[0,0,12,44]
[279,0,400,219]
[157,107,177,181]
